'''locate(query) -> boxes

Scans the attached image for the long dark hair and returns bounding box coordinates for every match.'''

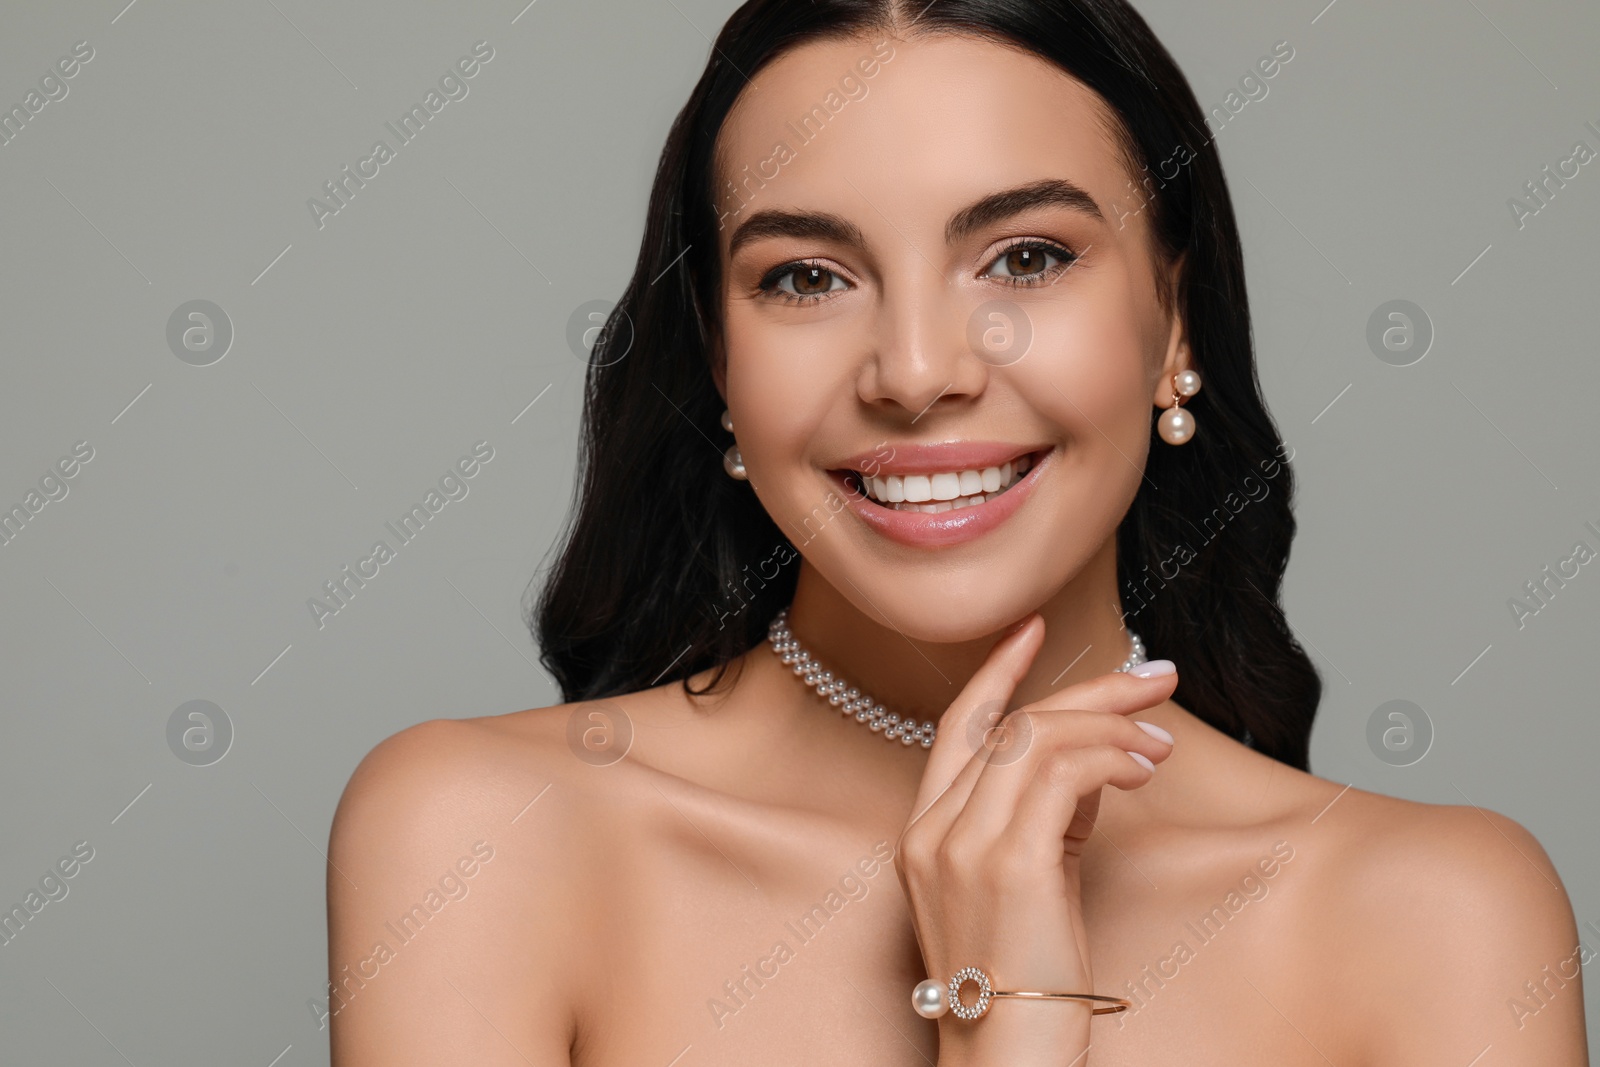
[529,0,1323,770]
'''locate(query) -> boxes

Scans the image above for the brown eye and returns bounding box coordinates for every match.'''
[983,240,1078,286]
[792,265,836,295]
[760,260,849,303]
[1004,247,1048,277]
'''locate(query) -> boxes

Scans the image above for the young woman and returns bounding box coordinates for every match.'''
[326,2,1588,1064]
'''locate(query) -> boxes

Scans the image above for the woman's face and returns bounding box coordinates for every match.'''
[714,32,1188,642]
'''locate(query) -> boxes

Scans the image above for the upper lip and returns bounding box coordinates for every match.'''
[829,441,1048,476]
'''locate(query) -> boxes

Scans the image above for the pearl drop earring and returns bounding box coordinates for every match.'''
[1158,369,1202,445]
[720,409,747,480]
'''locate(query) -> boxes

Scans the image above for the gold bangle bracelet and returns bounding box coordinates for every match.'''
[991,991,1131,1014]
[911,966,1133,1021]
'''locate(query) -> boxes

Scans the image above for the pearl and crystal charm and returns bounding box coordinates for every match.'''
[913,964,1134,1022]
[767,608,1148,751]
[947,966,995,1020]
[912,978,948,1019]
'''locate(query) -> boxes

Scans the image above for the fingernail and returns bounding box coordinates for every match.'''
[1128,659,1175,678]
[1127,751,1156,772]
[1134,721,1173,745]
[1005,615,1035,636]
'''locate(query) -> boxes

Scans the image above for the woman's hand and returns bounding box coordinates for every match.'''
[894,615,1178,1064]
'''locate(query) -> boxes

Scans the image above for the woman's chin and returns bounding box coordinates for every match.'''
[837,589,1045,647]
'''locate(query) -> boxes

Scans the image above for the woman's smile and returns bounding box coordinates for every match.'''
[826,441,1055,548]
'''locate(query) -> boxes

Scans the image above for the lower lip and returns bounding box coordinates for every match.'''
[831,450,1051,549]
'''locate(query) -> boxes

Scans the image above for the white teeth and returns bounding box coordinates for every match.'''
[855,455,1036,509]
[893,494,990,513]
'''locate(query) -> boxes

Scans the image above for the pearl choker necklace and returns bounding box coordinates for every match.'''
[766,608,1149,750]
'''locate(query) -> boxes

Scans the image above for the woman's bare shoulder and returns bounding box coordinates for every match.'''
[1283,780,1584,1063]
[330,694,656,864]
[324,697,663,1063]
[1233,757,1576,947]
[1306,784,1574,931]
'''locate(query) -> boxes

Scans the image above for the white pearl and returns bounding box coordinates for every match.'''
[1174,369,1202,397]
[1158,405,1195,445]
[722,444,747,479]
[912,979,949,1019]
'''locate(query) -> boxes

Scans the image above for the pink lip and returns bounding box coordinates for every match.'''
[831,440,1046,477]
[831,447,1053,549]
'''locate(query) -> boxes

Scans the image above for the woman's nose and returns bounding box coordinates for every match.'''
[856,283,991,418]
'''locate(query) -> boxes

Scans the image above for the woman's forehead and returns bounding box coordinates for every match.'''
[712,33,1132,244]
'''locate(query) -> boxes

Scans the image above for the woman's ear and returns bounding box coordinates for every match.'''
[1152,252,1191,405]
[710,337,728,399]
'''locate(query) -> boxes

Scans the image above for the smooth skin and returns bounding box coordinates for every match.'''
[328,30,1588,1067]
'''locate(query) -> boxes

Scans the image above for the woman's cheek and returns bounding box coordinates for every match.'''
[1010,307,1150,448]
[725,316,859,455]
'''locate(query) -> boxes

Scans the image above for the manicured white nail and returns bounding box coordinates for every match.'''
[1129,659,1175,678]
[1135,721,1173,745]
[1127,751,1155,772]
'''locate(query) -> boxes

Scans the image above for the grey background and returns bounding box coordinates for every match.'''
[1,0,1595,1062]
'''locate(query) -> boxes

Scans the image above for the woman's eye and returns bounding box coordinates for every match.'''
[984,241,1078,286]
[759,262,849,303]
[757,242,1076,302]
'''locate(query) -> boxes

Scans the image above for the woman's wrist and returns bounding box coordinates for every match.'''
[934,1001,1093,1067]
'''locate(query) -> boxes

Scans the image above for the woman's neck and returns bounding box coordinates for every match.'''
[780,540,1141,723]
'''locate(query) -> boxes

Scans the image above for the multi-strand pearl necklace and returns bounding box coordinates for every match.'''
[766,608,1149,750]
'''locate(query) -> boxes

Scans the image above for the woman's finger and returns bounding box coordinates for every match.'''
[999,743,1162,858]
[911,614,1045,816]
[944,707,1174,846]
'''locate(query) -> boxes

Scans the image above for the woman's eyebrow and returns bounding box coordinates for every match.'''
[728,210,865,259]
[727,177,1104,259]
[945,178,1104,243]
